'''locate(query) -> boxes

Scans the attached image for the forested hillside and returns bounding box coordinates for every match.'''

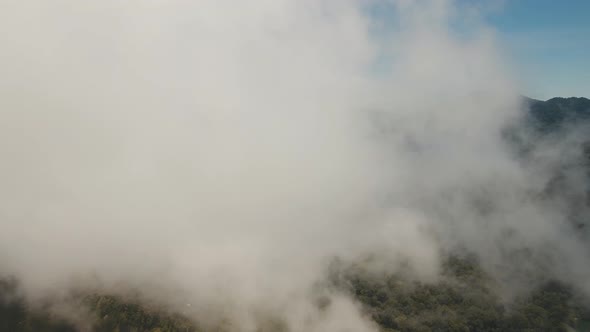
[1,97,590,332]
[2,255,590,332]
[526,97,590,132]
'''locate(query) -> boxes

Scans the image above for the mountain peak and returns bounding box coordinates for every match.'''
[521,95,590,130]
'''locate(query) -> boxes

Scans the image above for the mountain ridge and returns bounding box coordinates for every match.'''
[522,96,590,130]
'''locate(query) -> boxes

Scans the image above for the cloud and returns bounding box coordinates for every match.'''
[0,0,588,330]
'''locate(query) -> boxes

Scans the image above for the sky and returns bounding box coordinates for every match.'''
[485,0,590,100]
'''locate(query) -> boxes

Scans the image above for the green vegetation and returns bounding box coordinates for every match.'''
[0,278,198,332]
[526,97,590,132]
[338,256,590,332]
[0,278,75,332]
[86,295,197,332]
[2,255,589,332]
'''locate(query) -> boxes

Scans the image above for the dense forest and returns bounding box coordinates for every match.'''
[526,97,590,132]
[1,97,590,332]
[2,255,590,332]
[338,256,590,332]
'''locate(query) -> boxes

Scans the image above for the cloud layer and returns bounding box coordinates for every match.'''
[1,0,588,330]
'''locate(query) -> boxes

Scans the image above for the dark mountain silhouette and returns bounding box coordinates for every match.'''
[523,96,590,131]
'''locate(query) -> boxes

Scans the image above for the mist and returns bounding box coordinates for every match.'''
[1,0,588,331]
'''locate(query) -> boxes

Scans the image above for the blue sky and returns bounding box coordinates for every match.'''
[485,0,590,99]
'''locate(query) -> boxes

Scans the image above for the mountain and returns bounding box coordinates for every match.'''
[523,96,590,131]
[515,96,590,232]
[1,96,590,332]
